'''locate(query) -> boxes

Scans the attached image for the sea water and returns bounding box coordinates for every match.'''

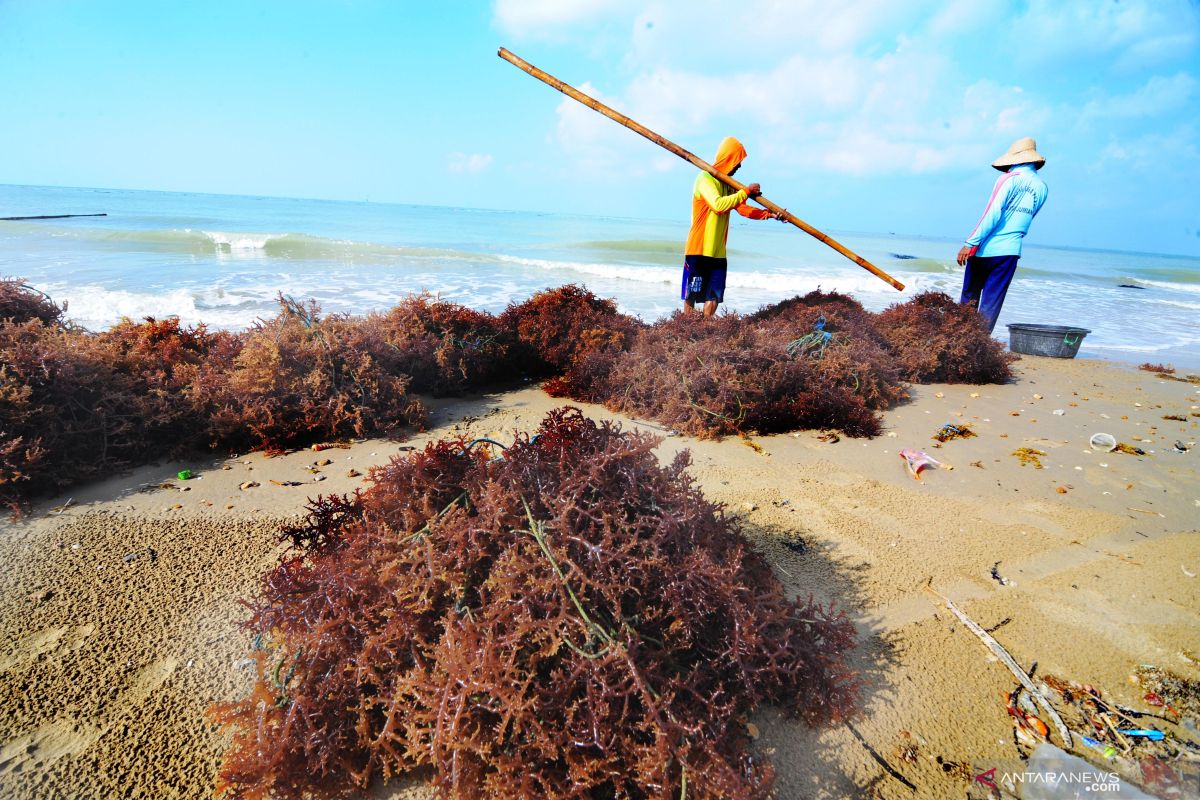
[3,183,1198,367]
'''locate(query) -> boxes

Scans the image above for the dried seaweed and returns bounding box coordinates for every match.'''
[91,316,220,449]
[189,296,427,452]
[1012,447,1047,468]
[209,408,859,799]
[599,305,897,439]
[1,284,1018,512]
[875,292,1015,384]
[536,290,1014,440]
[0,277,65,326]
[500,284,641,378]
[375,294,512,396]
[0,319,146,511]
[1138,363,1175,375]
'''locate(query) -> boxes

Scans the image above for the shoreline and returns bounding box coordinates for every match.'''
[1,355,1197,798]
[7,181,1200,369]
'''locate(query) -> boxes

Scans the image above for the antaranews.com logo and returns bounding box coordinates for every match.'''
[975,765,1123,793]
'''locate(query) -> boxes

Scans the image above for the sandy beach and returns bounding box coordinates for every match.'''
[1,355,1197,799]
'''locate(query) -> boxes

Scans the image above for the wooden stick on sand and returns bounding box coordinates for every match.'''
[498,47,905,292]
[924,581,1073,749]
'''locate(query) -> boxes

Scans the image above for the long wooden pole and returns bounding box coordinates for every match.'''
[498,47,904,292]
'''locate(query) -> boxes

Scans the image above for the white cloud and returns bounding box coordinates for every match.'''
[1015,0,1200,69]
[447,152,494,174]
[553,43,1050,177]
[1096,124,1200,171]
[519,0,1195,183]
[925,0,1005,36]
[552,81,666,178]
[1080,73,1198,122]
[629,0,939,65]
[493,0,637,39]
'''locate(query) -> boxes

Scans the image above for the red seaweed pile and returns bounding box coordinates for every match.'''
[501,285,643,401]
[1,279,1012,513]
[0,285,427,513]
[875,291,1015,383]
[579,290,1007,439]
[0,310,221,505]
[375,293,511,396]
[191,296,426,453]
[0,279,65,326]
[209,408,858,799]
[601,307,896,438]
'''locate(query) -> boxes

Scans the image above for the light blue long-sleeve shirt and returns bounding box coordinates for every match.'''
[964,164,1048,257]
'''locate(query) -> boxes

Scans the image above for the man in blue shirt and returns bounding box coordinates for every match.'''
[956,137,1048,332]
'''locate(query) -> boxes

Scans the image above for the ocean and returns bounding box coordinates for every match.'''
[3,183,1199,368]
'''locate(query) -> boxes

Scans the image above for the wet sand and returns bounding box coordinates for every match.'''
[2,356,1197,798]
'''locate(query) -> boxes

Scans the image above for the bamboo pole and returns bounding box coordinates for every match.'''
[498,47,904,292]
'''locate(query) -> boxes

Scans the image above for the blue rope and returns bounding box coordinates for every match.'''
[463,438,509,452]
[786,315,834,359]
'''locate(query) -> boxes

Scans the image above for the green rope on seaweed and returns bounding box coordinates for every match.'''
[401,491,469,543]
[786,315,835,360]
[449,333,499,350]
[680,372,746,425]
[272,646,304,706]
[522,497,615,654]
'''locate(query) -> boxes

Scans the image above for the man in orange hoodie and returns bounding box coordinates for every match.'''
[682,136,780,316]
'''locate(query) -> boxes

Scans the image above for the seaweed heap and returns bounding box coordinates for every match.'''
[501,285,642,401]
[1,280,1014,513]
[0,279,65,326]
[0,284,428,512]
[0,292,219,504]
[601,307,896,438]
[184,295,426,453]
[875,291,1014,383]
[565,290,1006,440]
[209,408,858,799]
[375,293,511,396]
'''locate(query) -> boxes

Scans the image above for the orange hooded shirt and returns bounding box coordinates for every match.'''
[685,136,770,258]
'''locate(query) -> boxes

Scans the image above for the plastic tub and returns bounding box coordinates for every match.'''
[1006,323,1091,358]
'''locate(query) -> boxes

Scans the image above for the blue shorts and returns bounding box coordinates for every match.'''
[681,255,727,303]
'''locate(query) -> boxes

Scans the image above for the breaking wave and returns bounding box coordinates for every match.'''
[6,221,481,263]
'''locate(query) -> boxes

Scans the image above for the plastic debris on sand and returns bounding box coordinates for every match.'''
[899,449,952,481]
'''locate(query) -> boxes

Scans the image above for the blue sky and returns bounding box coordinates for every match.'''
[1,0,1198,255]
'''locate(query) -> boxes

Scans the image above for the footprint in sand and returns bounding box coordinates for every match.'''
[0,657,177,775]
[0,624,95,672]
[127,657,178,703]
[0,719,103,777]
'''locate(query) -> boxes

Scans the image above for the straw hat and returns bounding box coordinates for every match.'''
[992,137,1045,171]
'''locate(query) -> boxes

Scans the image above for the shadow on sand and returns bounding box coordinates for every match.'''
[744,520,909,799]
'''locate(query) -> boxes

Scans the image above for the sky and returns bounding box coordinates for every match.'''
[1,0,1198,255]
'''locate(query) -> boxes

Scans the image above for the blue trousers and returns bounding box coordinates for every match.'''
[960,254,1019,333]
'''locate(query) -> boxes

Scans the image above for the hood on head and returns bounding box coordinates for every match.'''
[714,136,747,174]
